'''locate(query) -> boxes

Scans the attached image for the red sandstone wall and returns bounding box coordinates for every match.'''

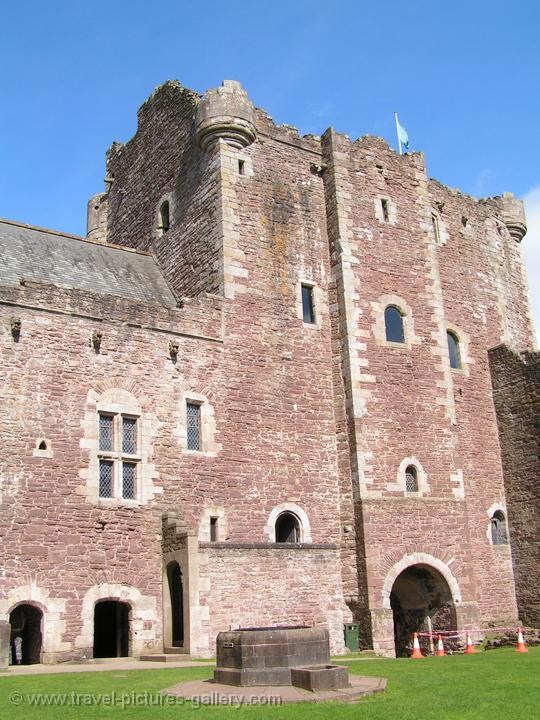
[105,82,222,299]
[321,131,523,628]
[490,346,540,625]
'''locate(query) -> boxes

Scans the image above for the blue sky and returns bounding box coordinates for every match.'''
[1,0,538,338]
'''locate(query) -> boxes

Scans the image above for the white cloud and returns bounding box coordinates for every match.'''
[522,187,540,346]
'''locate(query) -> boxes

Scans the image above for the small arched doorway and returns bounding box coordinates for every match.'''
[167,562,184,647]
[390,564,456,657]
[9,604,43,665]
[275,512,301,543]
[93,600,130,658]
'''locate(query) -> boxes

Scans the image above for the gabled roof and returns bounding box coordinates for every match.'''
[0,219,178,307]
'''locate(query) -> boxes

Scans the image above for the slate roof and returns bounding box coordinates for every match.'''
[0,219,178,307]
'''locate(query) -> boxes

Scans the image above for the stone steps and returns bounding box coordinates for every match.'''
[139,650,192,662]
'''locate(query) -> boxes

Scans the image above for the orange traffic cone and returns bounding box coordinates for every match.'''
[465,633,477,654]
[411,632,424,658]
[516,627,528,653]
[436,634,446,656]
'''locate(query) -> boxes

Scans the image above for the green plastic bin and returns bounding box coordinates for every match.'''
[344,623,359,652]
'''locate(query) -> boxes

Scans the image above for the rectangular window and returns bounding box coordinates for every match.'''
[122,462,136,499]
[186,402,201,451]
[122,417,137,454]
[210,516,218,542]
[97,412,141,501]
[99,460,114,498]
[381,198,390,222]
[301,284,315,324]
[99,414,114,451]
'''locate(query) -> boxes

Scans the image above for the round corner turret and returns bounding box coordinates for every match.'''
[195,80,257,152]
[87,192,109,244]
[500,192,527,242]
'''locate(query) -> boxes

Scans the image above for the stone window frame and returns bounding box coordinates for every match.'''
[445,324,471,376]
[371,294,420,350]
[79,388,161,506]
[386,457,431,497]
[374,195,397,225]
[154,192,175,239]
[487,503,509,547]
[264,503,312,543]
[97,412,141,501]
[296,279,322,330]
[177,391,221,457]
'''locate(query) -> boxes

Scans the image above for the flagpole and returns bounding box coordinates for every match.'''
[394,112,402,155]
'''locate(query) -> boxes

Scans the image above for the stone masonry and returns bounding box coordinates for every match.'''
[0,79,537,662]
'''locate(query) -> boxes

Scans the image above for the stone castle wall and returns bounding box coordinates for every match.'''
[0,79,536,661]
[490,346,540,626]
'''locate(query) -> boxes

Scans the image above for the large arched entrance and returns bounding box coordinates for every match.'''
[93,600,130,658]
[167,562,184,647]
[9,604,43,664]
[390,564,457,657]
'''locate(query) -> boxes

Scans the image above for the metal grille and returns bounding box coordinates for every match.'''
[122,417,137,454]
[99,415,114,451]
[405,468,418,493]
[122,463,136,499]
[186,403,201,451]
[99,460,113,497]
[491,518,508,545]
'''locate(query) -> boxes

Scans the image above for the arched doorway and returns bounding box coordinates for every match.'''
[390,564,456,657]
[9,604,43,665]
[93,600,130,658]
[275,512,301,543]
[167,562,184,647]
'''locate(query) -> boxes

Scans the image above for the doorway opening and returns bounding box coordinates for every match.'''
[9,604,43,664]
[390,564,456,657]
[93,600,130,658]
[167,562,184,647]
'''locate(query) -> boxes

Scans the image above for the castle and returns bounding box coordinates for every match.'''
[1,79,538,664]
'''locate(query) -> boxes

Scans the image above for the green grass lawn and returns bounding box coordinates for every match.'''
[0,647,538,719]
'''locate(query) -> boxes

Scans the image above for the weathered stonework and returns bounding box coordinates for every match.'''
[0,78,537,663]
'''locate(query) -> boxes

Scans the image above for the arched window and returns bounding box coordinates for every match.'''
[158,201,170,233]
[447,331,461,369]
[275,512,301,543]
[405,465,418,493]
[385,306,405,343]
[491,511,508,545]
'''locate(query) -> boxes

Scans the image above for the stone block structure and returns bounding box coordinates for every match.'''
[0,79,538,663]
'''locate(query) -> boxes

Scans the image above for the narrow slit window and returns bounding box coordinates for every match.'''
[238,159,245,175]
[99,415,114,452]
[159,201,170,233]
[186,402,201,451]
[301,284,316,324]
[447,331,462,369]
[381,198,390,222]
[122,462,136,499]
[210,517,218,542]
[384,306,405,343]
[99,460,114,498]
[432,214,440,243]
